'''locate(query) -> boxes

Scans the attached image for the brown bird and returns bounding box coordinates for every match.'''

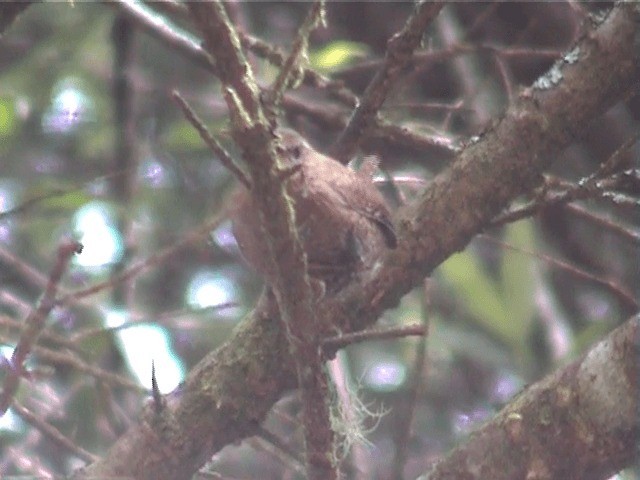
[232,128,396,294]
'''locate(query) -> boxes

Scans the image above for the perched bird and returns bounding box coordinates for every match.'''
[232,128,396,294]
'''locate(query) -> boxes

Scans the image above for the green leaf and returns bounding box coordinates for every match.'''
[40,190,92,211]
[164,119,220,151]
[310,41,369,71]
[501,221,537,342]
[440,250,513,344]
[0,98,16,136]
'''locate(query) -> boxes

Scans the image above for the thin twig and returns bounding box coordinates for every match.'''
[172,90,251,189]
[564,203,640,245]
[282,95,460,161]
[392,281,431,478]
[322,324,426,358]
[251,426,306,476]
[0,333,145,393]
[335,44,564,80]
[0,239,82,415]
[480,234,638,311]
[0,189,67,221]
[492,131,640,227]
[57,210,227,305]
[145,0,188,18]
[332,1,445,161]
[111,13,138,309]
[0,314,77,351]
[266,0,324,108]
[12,401,99,463]
[113,0,216,73]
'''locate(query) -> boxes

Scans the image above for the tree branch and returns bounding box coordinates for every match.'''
[332,0,445,161]
[425,313,640,480]
[0,239,82,415]
[187,2,337,479]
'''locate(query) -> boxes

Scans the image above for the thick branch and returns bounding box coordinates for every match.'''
[333,3,640,332]
[73,4,640,480]
[425,314,640,479]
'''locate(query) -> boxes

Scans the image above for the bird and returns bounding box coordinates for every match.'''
[231,128,396,295]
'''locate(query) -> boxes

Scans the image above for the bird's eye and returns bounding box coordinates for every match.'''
[288,145,302,160]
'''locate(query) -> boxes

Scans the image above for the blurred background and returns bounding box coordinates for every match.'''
[0,2,638,479]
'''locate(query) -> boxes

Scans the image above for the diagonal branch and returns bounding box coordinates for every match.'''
[332,4,640,333]
[172,89,251,189]
[186,2,337,479]
[0,239,82,415]
[425,313,640,480]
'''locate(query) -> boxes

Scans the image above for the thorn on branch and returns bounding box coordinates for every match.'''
[151,360,165,415]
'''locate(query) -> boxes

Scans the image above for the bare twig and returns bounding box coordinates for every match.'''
[113,0,216,73]
[266,0,324,108]
[0,314,77,351]
[335,44,564,82]
[57,211,227,305]
[282,95,460,159]
[322,324,426,358]
[480,234,638,311]
[0,333,145,393]
[172,90,251,189]
[250,426,306,476]
[392,282,431,479]
[0,244,57,294]
[144,0,188,19]
[12,401,99,463]
[0,239,82,415]
[564,203,640,245]
[332,1,445,161]
[0,189,67,221]
[493,132,640,227]
[111,13,138,309]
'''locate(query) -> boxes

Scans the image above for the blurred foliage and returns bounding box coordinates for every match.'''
[310,40,370,72]
[440,221,537,360]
